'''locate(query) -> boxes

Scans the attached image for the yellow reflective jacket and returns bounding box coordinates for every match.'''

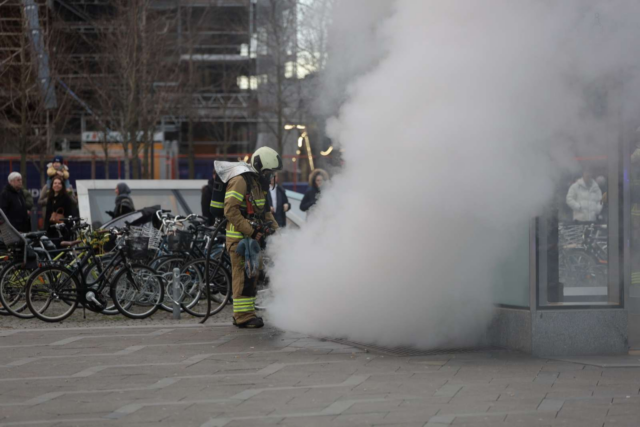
[224,174,278,244]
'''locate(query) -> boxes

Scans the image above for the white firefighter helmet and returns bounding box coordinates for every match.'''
[251,147,282,174]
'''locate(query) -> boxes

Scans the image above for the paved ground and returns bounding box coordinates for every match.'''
[0,306,234,329]
[1,319,640,427]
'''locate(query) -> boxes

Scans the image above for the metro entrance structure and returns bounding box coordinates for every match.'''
[491,134,640,357]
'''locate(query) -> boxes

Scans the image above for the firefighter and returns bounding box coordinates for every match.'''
[224,147,282,328]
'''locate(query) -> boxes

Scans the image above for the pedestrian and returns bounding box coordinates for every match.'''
[37,182,50,227]
[22,187,33,212]
[106,183,135,219]
[300,169,329,213]
[46,156,73,191]
[224,146,281,329]
[566,167,603,222]
[265,172,290,228]
[201,170,216,225]
[0,172,31,232]
[44,176,79,239]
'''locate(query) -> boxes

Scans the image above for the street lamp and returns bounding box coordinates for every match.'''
[284,124,314,171]
[320,146,333,156]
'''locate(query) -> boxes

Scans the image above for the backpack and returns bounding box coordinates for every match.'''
[209,172,273,220]
[209,173,254,219]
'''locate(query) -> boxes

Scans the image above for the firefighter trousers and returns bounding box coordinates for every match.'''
[228,241,258,324]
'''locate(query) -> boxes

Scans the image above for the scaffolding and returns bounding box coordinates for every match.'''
[1,0,259,155]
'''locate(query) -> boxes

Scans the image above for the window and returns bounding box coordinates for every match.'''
[537,155,622,308]
[88,189,201,228]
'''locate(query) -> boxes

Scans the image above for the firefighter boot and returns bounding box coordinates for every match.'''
[233,317,264,329]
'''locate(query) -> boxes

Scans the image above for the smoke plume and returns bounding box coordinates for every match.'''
[266,0,640,348]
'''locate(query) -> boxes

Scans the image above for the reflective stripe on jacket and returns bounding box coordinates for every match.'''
[223,174,278,245]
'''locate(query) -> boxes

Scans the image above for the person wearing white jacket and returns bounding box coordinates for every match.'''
[566,170,603,222]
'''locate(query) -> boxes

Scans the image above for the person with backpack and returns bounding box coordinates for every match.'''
[201,170,216,226]
[211,147,282,329]
[106,183,135,219]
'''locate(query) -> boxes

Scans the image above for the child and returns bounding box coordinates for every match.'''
[46,156,72,191]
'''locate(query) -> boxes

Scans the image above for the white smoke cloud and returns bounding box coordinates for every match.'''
[266,0,640,348]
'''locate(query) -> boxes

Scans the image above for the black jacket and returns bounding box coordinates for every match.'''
[266,185,289,227]
[201,179,214,225]
[44,191,78,237]
[114,195,135,218]
[300,186,320,212]
[0,184,30,233]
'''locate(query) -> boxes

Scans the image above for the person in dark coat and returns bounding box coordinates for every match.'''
[106,183,135,219]
[266,173,290,227]
[201,171,216,225]
[0,172,31,233]
[300,169,329,214]
[44,176,79,239]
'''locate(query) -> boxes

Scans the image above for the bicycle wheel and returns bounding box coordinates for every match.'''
[26,266,79,322]
[110,264,164,319]
[180,258,231,317]
[0,261,36,319]
[82,261,121,315]
[154,256,187,312]
[0,259,9,316]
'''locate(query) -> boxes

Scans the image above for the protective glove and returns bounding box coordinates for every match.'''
[105,210,115,218]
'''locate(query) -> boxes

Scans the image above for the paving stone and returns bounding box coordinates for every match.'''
[556,406,608,421]
[451,413,507,424]
[342,400,403,414]
[606,404,640,416]
[592,386,640,397]
[604,414,640,427]
[487,401,541,412]
[331,412,388,425]
[505,412,557,423]
[279,415,338,427]
[551,421,607,427]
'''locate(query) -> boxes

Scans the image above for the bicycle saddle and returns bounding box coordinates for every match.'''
[23,231,46,239]
[60,240,82,248]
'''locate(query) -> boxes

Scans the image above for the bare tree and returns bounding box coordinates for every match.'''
[255,0,300,155]
[297,0,334,77]
[89,0,179,179]
[0,2,74,180]
[180,3,214,179]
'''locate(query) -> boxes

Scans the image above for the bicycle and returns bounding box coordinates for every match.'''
[0,217,122,319]
[559,222,608,288]
[24,226,164,322]
[152,213,231,317]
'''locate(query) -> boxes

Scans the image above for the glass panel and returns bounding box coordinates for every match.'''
[628,141,640,348]
[538,154,621,307]
[88,189,201,228]
[180,190,204,216]
[493,219,530,308]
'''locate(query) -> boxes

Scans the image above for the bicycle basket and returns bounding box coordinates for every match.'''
[143,224,163,250]
[167,230,193,252]
[0,210,24,247]
[126,235,150,259]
